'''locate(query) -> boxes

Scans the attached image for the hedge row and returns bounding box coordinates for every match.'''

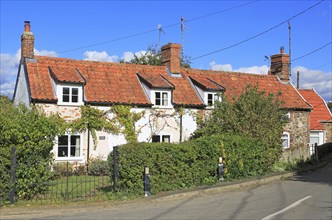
[107,134,280,196]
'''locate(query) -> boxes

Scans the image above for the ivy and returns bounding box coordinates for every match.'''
[111,105,145,143]
[70,105,120,149]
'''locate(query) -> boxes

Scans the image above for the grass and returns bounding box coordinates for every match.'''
[32,175,112,203]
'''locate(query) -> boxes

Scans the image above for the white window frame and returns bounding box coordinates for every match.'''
[205,92,221,107]
[152,134,171,143]
[281,131,290,149]
[152,90,172,108]
[55,133,83,161]
[57,84,83,106]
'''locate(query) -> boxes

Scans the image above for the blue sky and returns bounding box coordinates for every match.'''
[1,0,331,101]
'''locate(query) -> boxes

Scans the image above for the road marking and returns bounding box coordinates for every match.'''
[261,196,312,220]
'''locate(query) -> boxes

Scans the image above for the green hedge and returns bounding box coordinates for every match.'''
[107,134,280,196]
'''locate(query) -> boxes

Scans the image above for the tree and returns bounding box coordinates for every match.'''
[0,97,65,200]
[193,84,286,160]
[119,44,191,68]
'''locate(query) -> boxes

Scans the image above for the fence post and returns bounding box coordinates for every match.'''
[144,166,151,197]
[113,146,118,192]
[66,161,69,201]
[9,146,17,204]
[314,143,319,162]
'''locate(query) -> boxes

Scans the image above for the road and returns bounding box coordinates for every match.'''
[2,163,331,220]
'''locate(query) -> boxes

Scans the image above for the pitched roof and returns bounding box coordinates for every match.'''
[298,89,332,130]
[24,56,312,110]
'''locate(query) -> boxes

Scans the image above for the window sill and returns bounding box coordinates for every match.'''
[55,157,84,162]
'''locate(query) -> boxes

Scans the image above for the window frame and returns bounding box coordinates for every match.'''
[205,92,221,107]
[152,134,171,143]
[57,84,83,106]
[56,133,83,161]
[281,131,290,149]
[152,90,172,108]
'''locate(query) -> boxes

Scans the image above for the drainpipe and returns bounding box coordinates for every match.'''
[87,123,90,171]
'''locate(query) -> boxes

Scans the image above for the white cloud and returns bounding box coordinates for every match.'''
[234,65,269,74]
[209,61,233,71]
[83,51,118,62]
[292,66,332,102]
[209,61,331,102]
[34,49,58,57]
[0,49,58,99]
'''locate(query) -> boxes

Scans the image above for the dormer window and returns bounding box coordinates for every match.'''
[153,90,172,108]
[206,92,221,107]
[155,92,168,106]
[56,84,84,106]
[63,87,78,103]
[207,93,220,106]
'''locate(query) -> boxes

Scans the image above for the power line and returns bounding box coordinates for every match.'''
[292,42,332,62]
[190,0,325,61]
[58,0,258,54]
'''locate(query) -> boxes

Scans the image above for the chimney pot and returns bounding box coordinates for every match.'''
[24,21,31,32]
[280,46,284,54]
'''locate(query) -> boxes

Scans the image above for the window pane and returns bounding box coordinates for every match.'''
[72,88,78,95]
[63,87,70,102]
[207,93,213,105]
[152,135,160,143]
[162,92,168,106]
[63,87,70,95]
[162,135,170,143]
[70,135,80,157]
[58,136,68,157]
[72,88,78,103]
[155,92,161,105]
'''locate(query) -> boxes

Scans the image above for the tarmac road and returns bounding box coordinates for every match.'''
[1,162,331,220]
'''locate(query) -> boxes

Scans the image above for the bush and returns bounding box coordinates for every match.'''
[88,158,109,176]
[107,134,278,196]
[108,139,221,196]
[108,135,277,194]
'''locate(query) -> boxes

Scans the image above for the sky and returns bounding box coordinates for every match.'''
[1,0,331,102]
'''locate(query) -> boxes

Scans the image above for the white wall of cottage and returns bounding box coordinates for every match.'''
[13,64,30,106]
[36,104,197,162]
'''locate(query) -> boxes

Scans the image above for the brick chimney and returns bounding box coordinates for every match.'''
[21,21,35,60]
[269,46,290,82]
[161,43,181,74]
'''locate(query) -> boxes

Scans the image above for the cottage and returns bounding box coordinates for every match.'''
[298,88,332,146]
[14,21,312,163]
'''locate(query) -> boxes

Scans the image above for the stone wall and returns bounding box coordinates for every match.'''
[281,110,310,162]
[321,122,332,143]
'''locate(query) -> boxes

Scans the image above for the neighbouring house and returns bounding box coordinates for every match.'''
[13,21,312,163]
[298,88,332,148]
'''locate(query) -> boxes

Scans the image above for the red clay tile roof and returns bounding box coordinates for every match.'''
[189,76,225,91]
[184,69,311,110]
[25,56,312,110]
[298,89,332,130]
[137,72,174,89]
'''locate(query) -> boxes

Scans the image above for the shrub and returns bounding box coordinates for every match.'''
[88,158,109,176]
[108,134,279,196]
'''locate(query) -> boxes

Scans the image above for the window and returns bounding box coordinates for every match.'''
[281,132,290,149]
[58,134,81,158]
[57,84,83,105]
[62,87,79,103]
[155,92,169,106]
[152,135,171,143]
[207,93,220,106]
